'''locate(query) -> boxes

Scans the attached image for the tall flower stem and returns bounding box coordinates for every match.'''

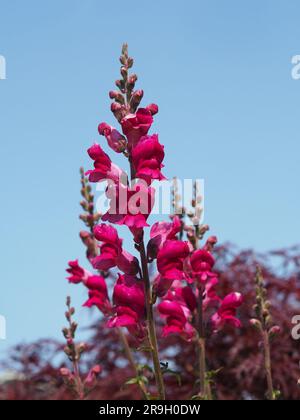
[251,266,279,400]
[196,286,211,400]
[139,239,166,400]
[118,328,148,400]
[262,330,275,400]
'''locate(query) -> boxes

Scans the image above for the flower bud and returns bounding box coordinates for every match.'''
[60,367,71,377]
[111,102,126,122]
[128,74,137,85]
[130,89,144,112]
[250,318,261,330]
[269,325,281,339]
[146,103,159,115]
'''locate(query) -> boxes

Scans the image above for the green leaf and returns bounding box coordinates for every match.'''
[136,364,154,374]
[124,377,139,386]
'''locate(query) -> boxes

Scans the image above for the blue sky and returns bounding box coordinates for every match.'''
[0,0,299,353]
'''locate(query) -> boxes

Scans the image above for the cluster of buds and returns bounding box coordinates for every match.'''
[79,167,101,232]
[250,267,280,338]
[250,267,280,400]
[60,297,101,399]
[172,178,209,248]
[110,43,143,120]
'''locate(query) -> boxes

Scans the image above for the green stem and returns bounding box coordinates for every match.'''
[262,330,275,400]
[197,287,211,400]
[118,328,149,400]
[139,239,166,400]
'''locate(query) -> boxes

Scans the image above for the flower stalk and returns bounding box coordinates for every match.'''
[251,266,280,400]
[138,238,166,400]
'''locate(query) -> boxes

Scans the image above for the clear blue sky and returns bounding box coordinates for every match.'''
[0,0,299,353]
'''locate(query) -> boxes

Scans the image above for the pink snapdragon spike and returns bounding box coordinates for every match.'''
[98,122,127,153]
[121,107,154,150]
[211,292,243,331]
[131,134,166,185]
[91,224,139,275]
[85,143,123,183]
[107,274,146,338]
[66,260,90,284]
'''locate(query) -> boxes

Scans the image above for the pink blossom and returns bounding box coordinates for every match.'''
[158,298,194,340]
[131,134,166,184]
[83,288,111,315]
[154,240,190,296]
[84,365,102,388]
[85,143,122,183]
[146,103,159,115]
[147,216,181,259]
[66,260,111,315]
[157,240,190,281]
[190,249,216,283]
[211,292,243,330]
[121,108,153,150]
[92,224,139,275]
[66,260,90,284]
[98,122,126,153]
[102,181,155,234]
[203,277,221,310]
[107,275,145,337]
[81,273,111,314]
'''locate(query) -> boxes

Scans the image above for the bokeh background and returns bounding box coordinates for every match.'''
[0,0,299,355]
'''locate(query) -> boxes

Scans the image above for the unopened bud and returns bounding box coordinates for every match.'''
[60,367,71,377]
[127,57,134,68]
[250,318,261,330]
[146,103,159,115]
[130,89,144,112]
[78,342,87,354]
[121,66,128,80]
[128,74,137,85]
[269,325,281,339]
[115,79,125,92]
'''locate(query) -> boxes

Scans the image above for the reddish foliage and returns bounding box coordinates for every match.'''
[1,245,299,400]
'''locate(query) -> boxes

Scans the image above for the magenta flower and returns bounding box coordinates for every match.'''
[203,277,221,310]
[66,260,90,284]
[85,143,123,183]
[131,134,166,184]
[154,240,190,296]
[157,240,190,281]
[211,292,243,330]
[107,274,145,337]
[190,249,216,283]
[98,122,126,153]
[158,298,194,341]
[121,108,154,150]
[147,216,181,259]
[66,260,111,315]
[92,224,139,275]
[83,288,111,315]
[102,181,155,232]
